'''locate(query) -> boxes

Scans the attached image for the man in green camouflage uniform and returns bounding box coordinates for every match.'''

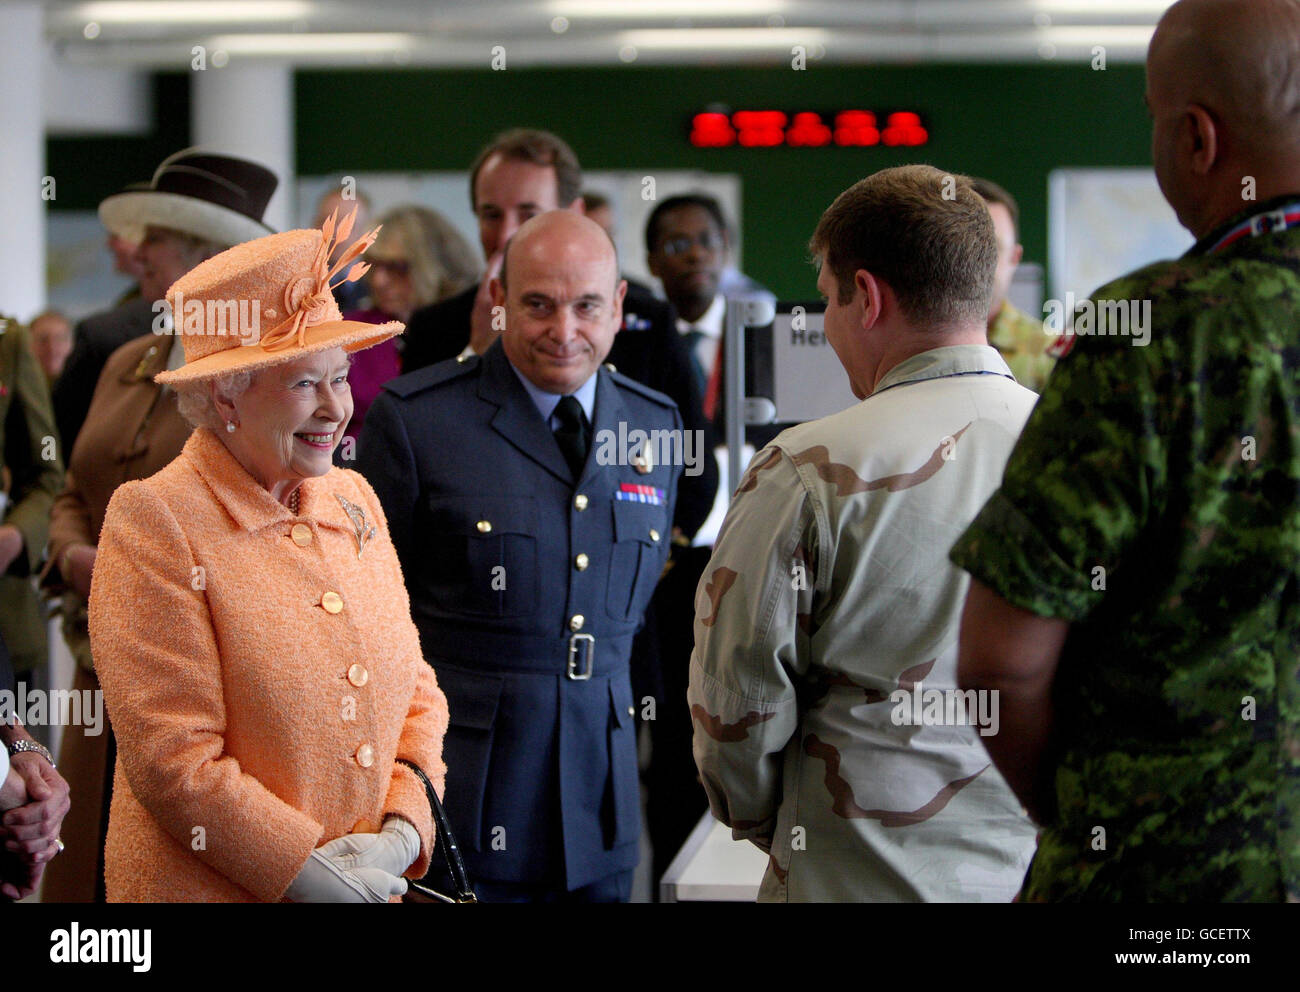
[949,0,1300,901]
[973,178,1055,393]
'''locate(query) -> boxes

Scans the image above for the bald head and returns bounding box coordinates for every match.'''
[500,210,619,296]
[1148,0,1300,234]
[493,210,627,395]
[1154,0,1300,153]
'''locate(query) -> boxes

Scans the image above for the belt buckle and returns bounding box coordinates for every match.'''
[567,633,595,680]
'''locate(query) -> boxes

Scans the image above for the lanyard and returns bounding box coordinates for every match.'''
[1208,202,1300,254]
[871,368,1012,397]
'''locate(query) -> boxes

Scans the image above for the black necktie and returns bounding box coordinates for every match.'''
[552,395,589,479]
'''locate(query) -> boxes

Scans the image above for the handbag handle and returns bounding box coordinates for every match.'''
[395,758,477,903]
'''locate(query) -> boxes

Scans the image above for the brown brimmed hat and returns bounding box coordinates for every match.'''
[99,148,277,248]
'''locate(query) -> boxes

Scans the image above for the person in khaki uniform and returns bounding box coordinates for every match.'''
[688,166,1038,902]
[971,178,1056,392]
[0,315,65,678]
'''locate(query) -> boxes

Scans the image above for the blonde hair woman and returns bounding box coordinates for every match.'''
[342,205,479,442]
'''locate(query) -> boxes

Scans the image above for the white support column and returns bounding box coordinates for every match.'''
[192,59,294,232]
[0,1,46,319]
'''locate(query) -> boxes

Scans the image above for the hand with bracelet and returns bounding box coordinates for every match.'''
[0,726,71,900]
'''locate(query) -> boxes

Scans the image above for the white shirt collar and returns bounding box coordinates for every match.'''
[675,293,726,339]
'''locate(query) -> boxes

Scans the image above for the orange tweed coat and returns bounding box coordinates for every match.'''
[89,427,449,902]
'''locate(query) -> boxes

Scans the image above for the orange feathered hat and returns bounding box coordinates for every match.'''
[155,208,400,386]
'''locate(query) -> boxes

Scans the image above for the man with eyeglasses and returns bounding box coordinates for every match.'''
[641,193,776,886]
[646,195,733,427]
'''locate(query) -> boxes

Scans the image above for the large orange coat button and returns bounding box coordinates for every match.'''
[322,592,344,614]
[347,663,369,688]
[355,743,375,768]
[291,524,312,547]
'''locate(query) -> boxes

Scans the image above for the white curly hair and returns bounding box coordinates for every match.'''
[173,371,255,432]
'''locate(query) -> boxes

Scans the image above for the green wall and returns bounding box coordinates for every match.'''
[50,62,1153,299]
[296,63,1152,298]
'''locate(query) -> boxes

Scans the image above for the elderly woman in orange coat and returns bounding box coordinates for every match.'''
[88,213,449,902]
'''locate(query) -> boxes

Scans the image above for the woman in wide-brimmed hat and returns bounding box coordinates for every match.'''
[41,148,278,904]
[87,211,449,902]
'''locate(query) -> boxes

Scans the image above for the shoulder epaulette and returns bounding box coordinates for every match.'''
[383,353,480,398]
[602,365,676,410]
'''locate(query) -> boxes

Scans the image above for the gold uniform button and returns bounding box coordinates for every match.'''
[569,614,585,631]
[574,494,589,511]
[476,519,492,533]
[322,591,344,614]
[575,553,589,571]
[291,524,312,547]
[352,818,377,834]
[355,743,374,768]
[347,663,369,688]
[649,529,660,542]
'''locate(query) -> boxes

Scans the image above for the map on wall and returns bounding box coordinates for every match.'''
[1048,168,1194,304]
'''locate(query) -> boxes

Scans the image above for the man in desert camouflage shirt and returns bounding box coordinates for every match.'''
[952,0,1300,901]
[688,165,1038,902]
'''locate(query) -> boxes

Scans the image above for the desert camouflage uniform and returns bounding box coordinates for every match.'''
[950,193,1300,902]
[988,299,1055,392]
[689,345,1039,902]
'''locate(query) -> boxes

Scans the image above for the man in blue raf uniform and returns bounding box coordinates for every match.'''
[358,211,681,901]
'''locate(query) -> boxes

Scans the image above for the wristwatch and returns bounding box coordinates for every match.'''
[6,739,55,769]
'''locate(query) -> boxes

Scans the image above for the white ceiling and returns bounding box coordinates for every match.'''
[44,0,1174,68]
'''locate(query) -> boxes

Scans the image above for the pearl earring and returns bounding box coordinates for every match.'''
[226,421,236,433]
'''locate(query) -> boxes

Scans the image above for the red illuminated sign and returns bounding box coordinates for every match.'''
[690,109,928,148]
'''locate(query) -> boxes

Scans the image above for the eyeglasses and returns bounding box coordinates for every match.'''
[368,258,410,277]
[658,231,722,257]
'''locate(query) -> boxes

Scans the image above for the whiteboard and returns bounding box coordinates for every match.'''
[1048,168,1193,303]
[770,307,859,423]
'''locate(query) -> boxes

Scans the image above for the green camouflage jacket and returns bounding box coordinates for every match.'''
[950,193,1300,902]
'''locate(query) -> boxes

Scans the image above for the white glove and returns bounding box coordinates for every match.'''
[317,817,420,878]
[284,847,409,903]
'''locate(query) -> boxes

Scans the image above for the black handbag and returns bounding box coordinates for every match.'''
[395,758,477,903]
